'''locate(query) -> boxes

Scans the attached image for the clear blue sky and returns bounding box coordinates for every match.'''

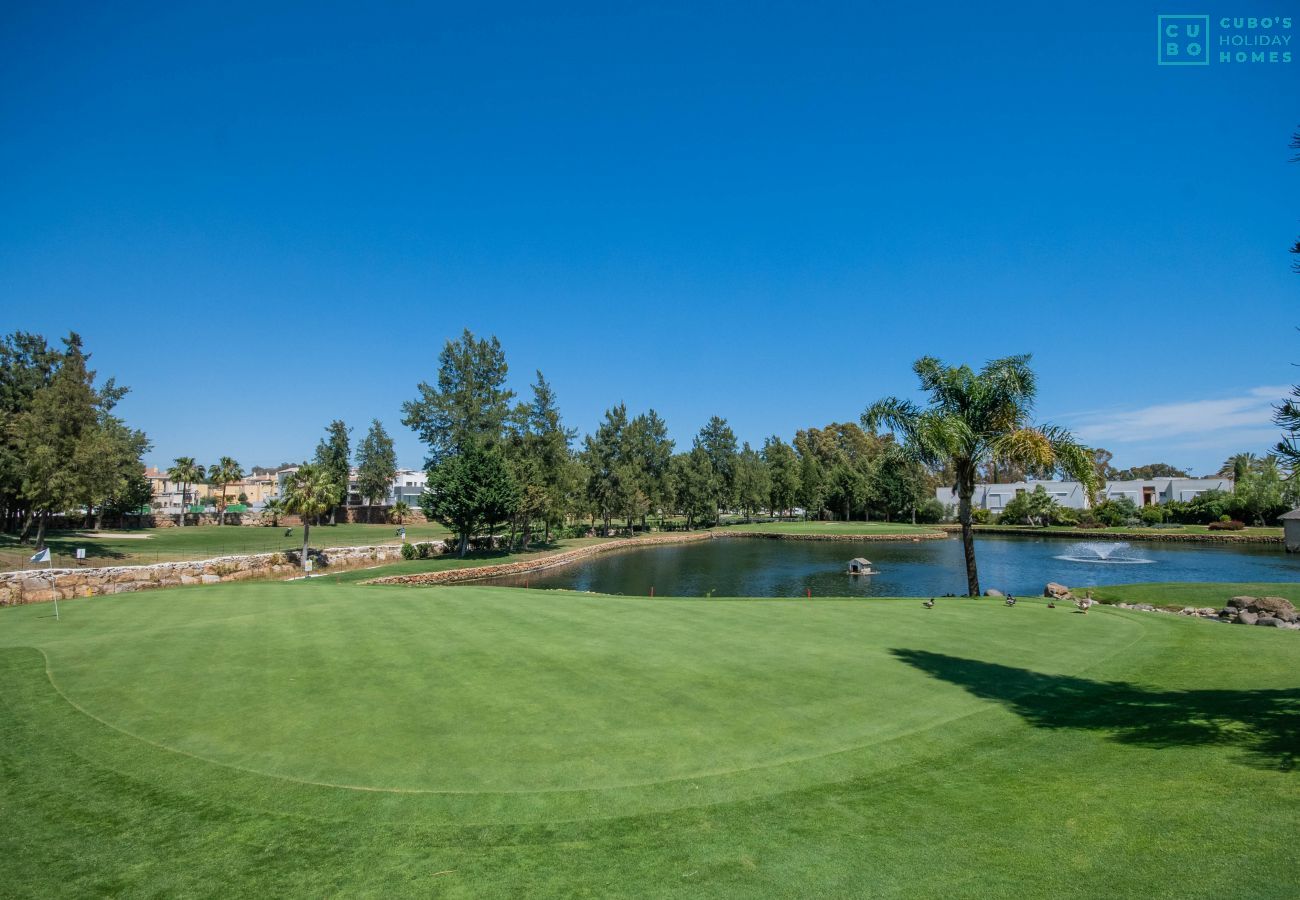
[2,2,1297,475]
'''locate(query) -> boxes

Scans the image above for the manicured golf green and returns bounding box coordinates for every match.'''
[0,522,451,571]
[1,579,1297,897]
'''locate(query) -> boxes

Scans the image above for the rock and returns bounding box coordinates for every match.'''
[1255,617,1283,627]
[1229,595,1257,608]
[1134,604,1155,612]
[1044,582,1073,600]
[1246,596,1297,619]
[200,574,221,584]
[1197,607,1218,617]
[985,589,1004,598]
[1235,610,1259,626]
[1279,622,1300,631]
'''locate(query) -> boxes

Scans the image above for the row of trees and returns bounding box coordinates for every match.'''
[0,332,151,546]
[401,333,1082,586]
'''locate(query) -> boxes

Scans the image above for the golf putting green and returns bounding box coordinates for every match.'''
[2,579,1297,896]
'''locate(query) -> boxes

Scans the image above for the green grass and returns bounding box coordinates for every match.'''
[722,521,938,535]
[2,578,1297,897]
[972,524,1282,537]
[1089,582,1300,608]
[0,522,451,571]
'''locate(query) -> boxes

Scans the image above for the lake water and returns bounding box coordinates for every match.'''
[481,535,1300,597]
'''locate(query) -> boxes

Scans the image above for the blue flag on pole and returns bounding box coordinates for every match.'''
[30,547,50,564]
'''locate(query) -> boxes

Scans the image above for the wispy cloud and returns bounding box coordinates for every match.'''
[1068,386,1290,445]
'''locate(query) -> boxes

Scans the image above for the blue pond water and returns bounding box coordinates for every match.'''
[481,535,1300,598]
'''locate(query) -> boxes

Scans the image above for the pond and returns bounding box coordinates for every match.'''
[480,535,1300,598]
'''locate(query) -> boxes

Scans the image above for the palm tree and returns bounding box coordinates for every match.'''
[167,457,204,527]
[261,497,285,527]
[864,355,1095,597]
[281,463,338,571]
[389,501,411,525]
[1217,452,1259,480]
[209,457,244,525]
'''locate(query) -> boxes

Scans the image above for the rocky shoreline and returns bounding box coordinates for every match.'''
[723,529,946,542]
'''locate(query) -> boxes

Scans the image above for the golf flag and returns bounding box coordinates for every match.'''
[30,547,51,564]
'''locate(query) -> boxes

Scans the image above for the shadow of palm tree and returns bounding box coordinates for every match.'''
[890,649,1299,772]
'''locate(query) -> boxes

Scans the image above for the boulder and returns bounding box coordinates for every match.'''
[1044,582,1073,600]
[1235,610,1259,626]
[1197,607,1217,617]
[1246,596,1297,619]
[985,589,1004,598]
[200,574,221,585]
[1255,617,1283,627]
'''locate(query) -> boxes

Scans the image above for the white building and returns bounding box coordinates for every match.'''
[346,467,427,508]
[935,477,1233,514]
[275,465,426,510]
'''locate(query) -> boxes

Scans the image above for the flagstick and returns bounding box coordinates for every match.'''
[49,555,58,620]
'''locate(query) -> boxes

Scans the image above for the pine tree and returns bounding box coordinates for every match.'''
[314,420,352,524]
[355,420,397,524]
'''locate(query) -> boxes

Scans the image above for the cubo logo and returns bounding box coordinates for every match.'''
[1158,14,1210,65]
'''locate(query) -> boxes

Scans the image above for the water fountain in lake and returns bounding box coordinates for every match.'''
[1054,541,1155,564]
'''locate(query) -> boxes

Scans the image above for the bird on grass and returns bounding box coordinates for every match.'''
[922,599,935,609]
[1005,597,1017,607]
[1047,601,1056,609]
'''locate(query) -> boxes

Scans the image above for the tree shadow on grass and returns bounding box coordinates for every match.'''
[890,649,1300,772]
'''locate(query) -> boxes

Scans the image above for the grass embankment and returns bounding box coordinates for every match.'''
[721,521,938,536]
[967,524,1282,539]
[1,579,1296,897]
[328,536,614,583]
[0,522,452,571]
[1090,582,1300,608]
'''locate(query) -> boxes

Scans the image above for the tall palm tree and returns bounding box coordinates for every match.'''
[864,355,1095,597]
[167,457,204,527]
[281,463,338,571]
[209,457,244,525]
[1217,452,1259,480]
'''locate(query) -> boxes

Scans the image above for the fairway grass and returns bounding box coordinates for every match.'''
[1,580,1297,897]
[0,522,452,571]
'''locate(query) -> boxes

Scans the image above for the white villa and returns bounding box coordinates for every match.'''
[273,465,427,511]
[935,477,1234,514]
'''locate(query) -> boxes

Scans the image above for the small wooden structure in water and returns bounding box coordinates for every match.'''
[847,557,878,575]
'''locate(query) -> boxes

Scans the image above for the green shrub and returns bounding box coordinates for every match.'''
[400,542,418,560]
[914,498,946,524]
[1052,506,1080,526]
[971,508,991,525]
[1139,505,1165,526]
[1094,497,1139,527]
[416,542,435,559]
[1207,519,1246,531]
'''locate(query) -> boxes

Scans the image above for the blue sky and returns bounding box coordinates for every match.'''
[2,2,1297,475]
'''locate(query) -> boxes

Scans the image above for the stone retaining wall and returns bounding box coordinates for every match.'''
[365,532,718,586]
[939,524,1283,544]
[0,543,418,606]
[724,530,947,542]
